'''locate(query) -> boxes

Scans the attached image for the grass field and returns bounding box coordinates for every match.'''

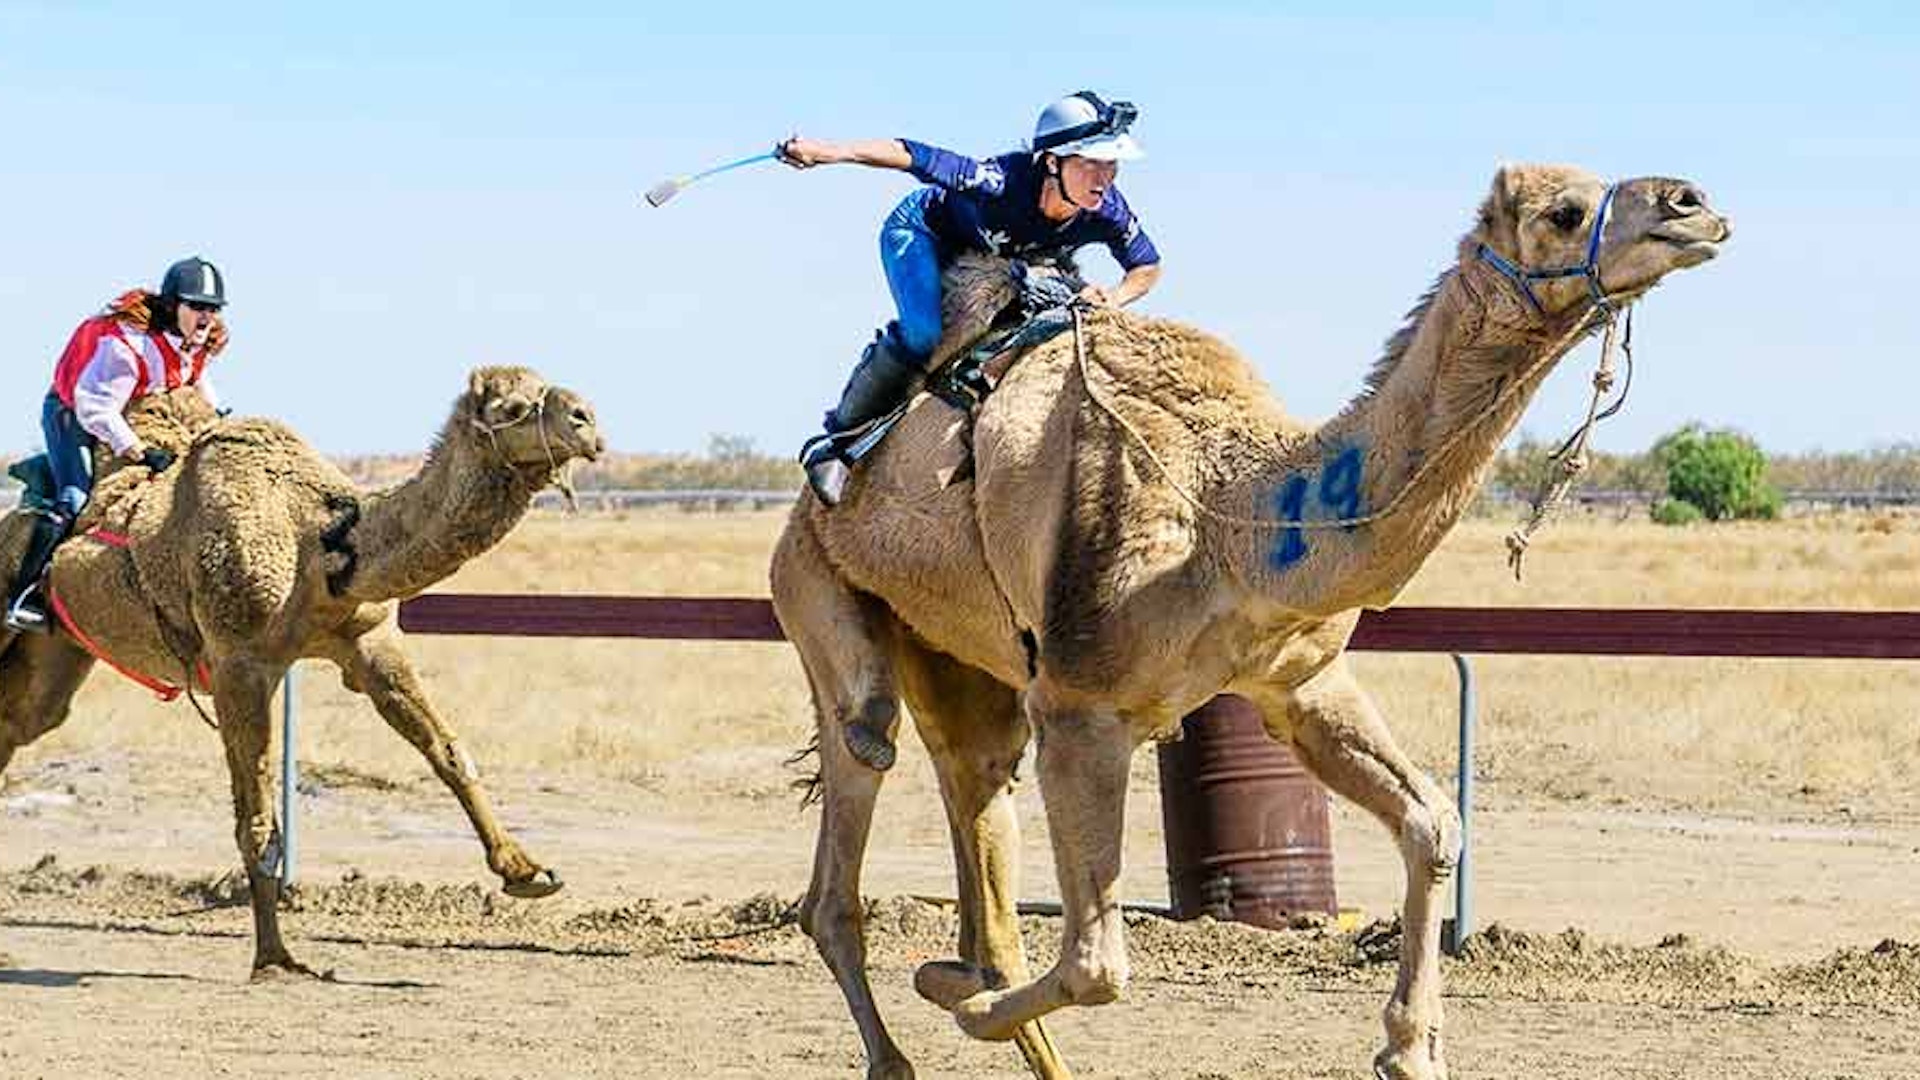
[13,507,1920,819]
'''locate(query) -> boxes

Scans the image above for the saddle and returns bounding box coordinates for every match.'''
[6,454,59,513]
[819,260,1087,475]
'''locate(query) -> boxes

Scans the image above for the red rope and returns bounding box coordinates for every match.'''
[47,527,211,702]
[48,582,183,702]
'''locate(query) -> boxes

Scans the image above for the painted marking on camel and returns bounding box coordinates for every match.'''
[1269,445,1367,571]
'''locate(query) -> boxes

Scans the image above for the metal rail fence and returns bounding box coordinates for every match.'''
[9,486,1920,514]
[274,597,1920,953]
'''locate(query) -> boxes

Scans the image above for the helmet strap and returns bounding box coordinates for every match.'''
[1045,155,1093,214]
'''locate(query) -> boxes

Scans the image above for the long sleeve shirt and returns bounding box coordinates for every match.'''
[68,328,219,455]
[898,139,1161,271]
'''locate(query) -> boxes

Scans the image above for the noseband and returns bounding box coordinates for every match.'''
[470,385,561,477]
[1475,183,1619,317]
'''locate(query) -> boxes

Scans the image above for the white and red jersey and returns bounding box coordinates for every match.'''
[51,316,220,456]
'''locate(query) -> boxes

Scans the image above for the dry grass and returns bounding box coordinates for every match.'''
[15,507,1920,817]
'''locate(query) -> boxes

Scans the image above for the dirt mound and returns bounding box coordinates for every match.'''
[8,853,249,916]
[1776,938,1920,1005]
[6,861,1918,1010]
[1449,922,1757,1003]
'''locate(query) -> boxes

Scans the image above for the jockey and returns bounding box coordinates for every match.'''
[781,91,1163,505]
[5,256,230,633]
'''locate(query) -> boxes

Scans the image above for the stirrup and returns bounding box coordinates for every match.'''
[5,588,50,635]
[804,455,851,507]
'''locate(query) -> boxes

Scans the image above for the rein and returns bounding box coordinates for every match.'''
[1069,239,1635,575]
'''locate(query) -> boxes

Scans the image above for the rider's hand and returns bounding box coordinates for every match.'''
[1077,284,1115,308]
[140,447,176,475]
[777,136,835,169]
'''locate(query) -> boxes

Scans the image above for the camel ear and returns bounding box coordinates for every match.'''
[481,392,534,428]
[468,369,490,400]
[1478,163,1525,245]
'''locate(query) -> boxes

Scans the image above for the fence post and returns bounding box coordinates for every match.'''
[1444,653,1475,955]
[278,663,299,888]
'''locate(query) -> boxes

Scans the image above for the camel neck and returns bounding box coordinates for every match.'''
[343,417,543,603]
[1240,258,1585,613]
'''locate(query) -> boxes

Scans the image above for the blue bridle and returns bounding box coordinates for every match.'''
[1476,183,1620,317]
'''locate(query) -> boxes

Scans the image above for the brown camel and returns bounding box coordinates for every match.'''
[0,365,603,978]
[771,164,1730,1079]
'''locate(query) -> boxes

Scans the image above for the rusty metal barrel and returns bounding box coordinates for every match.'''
[1156,694,1337,926]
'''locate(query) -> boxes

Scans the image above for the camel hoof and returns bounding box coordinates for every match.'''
[250,958,333,983]
[914,960,989,1010]
[844,722,896,772]
[502,868,564,899]
[1373,1049,1438,1080]
[867,1058,916,1080]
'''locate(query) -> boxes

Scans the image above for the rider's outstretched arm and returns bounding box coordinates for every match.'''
[777,137,912,171]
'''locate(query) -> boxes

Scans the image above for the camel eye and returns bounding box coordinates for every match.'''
[1546,203,1586,232]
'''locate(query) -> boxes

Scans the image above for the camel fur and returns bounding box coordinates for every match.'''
[0,365,603,978]
[771,165,1730,1080]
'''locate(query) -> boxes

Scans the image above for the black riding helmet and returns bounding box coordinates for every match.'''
[159,256,227,309]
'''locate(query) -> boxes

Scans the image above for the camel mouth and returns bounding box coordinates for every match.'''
[1646,226,1724,266]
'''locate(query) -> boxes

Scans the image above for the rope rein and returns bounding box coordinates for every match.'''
[1068,295,1625,557]
[1501,306,1635,579]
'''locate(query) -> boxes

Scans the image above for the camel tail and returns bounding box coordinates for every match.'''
[785,732,824,808]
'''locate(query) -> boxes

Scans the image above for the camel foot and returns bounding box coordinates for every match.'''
[914,960,989,1010]
[1374,1047,1445,1080]
[866,1057,916,1080]
[844,721,896,772]
[502,867,564,899]
[952,990,1023,1043]
[250,955,334,983]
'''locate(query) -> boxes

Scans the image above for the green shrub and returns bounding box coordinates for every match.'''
[1651,424,1781,521]
[1650,497,1705,526]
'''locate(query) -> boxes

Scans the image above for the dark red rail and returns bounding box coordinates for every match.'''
[397,594,1920,659]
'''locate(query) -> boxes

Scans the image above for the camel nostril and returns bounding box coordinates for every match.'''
[570,407,593,428]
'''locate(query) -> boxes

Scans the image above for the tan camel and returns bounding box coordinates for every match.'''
[0,365,603,978]
[771,164,1730,1079]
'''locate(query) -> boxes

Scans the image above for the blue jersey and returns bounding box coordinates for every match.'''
[900,140,1161,271]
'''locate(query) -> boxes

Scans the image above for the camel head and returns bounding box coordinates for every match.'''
[460,365,604,483]
[1470,164,1731,318]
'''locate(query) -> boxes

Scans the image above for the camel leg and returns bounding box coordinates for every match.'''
[322,625,560,898]
[1249,660,1460,1080]
[773,519,914,1080]
[894,643,1071,1080]
[211,658,318,978]
[942,685,1136,1043]
[0,634,96,778]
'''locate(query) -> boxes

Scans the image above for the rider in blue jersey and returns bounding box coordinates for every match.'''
[780,91,1162,504]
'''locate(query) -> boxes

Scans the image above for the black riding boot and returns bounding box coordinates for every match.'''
[5,512,66,634]
[800,326,929,506]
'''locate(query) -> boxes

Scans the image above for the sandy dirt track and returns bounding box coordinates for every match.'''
[4,753,1917,1079]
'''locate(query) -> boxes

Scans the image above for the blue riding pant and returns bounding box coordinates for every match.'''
[41,391,96,521]
[879,187,947,361]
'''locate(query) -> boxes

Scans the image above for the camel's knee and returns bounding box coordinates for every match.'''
[231,815,282,877]
[1400,801,1462,880]
[842,694,899,772]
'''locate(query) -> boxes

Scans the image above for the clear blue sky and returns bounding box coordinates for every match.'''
[0,2,1913,457]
